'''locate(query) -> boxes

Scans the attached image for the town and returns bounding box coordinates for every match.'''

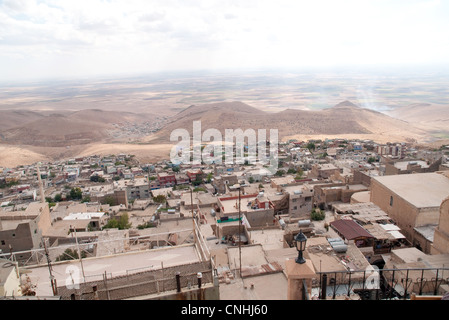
[1,137,449,300]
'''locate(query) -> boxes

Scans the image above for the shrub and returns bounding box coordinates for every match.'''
[311,208,325,221]
[56,248,86,261]
[103,213,131,230]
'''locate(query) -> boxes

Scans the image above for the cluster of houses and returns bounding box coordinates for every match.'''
[1,138,449,299]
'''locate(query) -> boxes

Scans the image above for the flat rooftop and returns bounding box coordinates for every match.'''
[219,272,288,300]
[248,229,285,251]
[394,160,429,170]
[372,172,449,208]
[27,244,201,297]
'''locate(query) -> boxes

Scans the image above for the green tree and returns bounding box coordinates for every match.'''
[54,193,62,202]
[248,176,255,184]
[275,170,284,177]
[153,195,167,204]
[206,173,213,183]
[295,168,304,180]
[104,196,116,206]
[90,175,105,183]
[103,213,131,230]
[311,208,325,221]
[70,187,83,200]
[306,142,316,151]
[192,176,202,186]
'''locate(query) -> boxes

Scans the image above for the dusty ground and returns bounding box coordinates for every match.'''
[0,142,174,167]
[0,145,50,167]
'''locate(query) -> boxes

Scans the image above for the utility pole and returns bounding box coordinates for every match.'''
[43,239,57,296]
[238,185,242,279]
[191,188,196,245]
[72,226,86,283]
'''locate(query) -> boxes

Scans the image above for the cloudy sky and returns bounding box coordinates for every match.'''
[1,0,449,81]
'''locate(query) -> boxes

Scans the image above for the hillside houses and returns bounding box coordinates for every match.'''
[2,139,449,300]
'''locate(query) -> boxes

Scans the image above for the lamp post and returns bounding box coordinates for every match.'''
[294,230,307,264]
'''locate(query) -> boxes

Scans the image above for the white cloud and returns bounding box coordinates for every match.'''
[0,0,448,81]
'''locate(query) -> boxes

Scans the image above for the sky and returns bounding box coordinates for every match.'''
[1,0,449,81]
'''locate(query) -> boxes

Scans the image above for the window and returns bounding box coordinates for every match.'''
[1,240,5,245]
[390,196,394,206]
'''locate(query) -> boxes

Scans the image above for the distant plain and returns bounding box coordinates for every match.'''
[1,69,448,167]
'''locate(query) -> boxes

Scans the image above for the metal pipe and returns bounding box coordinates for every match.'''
[176,271,181,292]
[197,272,202,289]
[403,269,410,300]
[434,269,439,296]
[321,274,327,300]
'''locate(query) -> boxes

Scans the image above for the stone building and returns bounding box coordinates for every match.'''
[432,196,449,254]
[0,202,51,261]
[309,163,341,180]
[283,184,314,218]
[370,172,449,253]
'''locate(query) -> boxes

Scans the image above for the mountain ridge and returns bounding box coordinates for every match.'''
[147,100,426,143]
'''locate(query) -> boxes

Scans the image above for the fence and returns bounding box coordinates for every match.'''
[0,227,201,267]
[56,260,215,300]
[312,267,449,300]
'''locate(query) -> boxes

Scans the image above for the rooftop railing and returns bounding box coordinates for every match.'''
[311,266,449,300]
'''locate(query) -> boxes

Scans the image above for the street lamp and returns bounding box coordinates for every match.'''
[293,230,307,264]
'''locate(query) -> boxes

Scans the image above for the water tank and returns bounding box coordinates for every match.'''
[332,244,348,253]
[279,219,286,229]
[298,219,311,227]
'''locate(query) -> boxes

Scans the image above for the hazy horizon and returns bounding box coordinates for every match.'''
[1,0,449,82]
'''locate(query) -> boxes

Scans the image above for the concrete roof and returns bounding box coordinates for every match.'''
[350,191,371,203]
[394,160,429,170]
[63,212,105,220]
[372,172,449,208]
[248,229,285,251]
[0,258,17,286]
[305,236,371,273]
[414,224,437,242]
[219,272,288,300]
[27,244,201,296]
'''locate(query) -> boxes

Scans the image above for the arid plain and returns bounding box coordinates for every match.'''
[1,70,448,167]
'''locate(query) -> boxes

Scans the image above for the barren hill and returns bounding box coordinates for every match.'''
[0,114,110,147]
[0,108,159,147]
[147,100,426,143]
[385,103,449,139]
[0,109,46,131]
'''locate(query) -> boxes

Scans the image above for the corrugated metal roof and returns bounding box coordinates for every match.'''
[330,219,374,240]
